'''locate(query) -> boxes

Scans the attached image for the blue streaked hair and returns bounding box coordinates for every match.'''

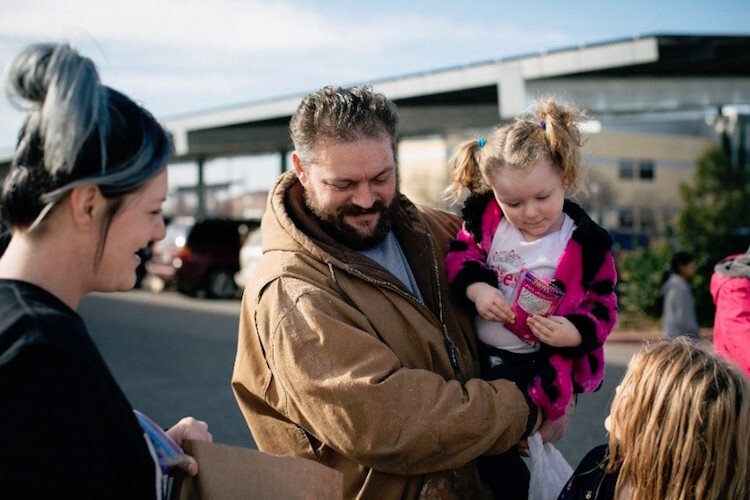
[0,43,172,259]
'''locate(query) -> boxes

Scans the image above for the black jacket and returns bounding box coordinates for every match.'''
[0,279,159,499]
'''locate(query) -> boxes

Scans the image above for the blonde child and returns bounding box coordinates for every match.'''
[444,99,618,498]
[560,338,750,499]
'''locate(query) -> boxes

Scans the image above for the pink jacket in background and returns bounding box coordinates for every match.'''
[711,253,750,378]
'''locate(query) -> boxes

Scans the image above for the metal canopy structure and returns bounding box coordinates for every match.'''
[2,34,750,186]
[163,34,750,162]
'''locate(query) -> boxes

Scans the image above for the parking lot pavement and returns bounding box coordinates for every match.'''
[102,289,679,379]
[117,289,659,367]
[90,289,704,466]
[604,342,642,366]
[101,288,243,315]
[604,327,714,366]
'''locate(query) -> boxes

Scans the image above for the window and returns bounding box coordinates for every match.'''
[639,160,654,180]
[618,159,655,181]
[601,209,620,229]
[618,160,634,179]
[619,209,634,229]
[640,208,656,231]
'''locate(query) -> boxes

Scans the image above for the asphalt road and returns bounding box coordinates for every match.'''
[80,290,254,449]
[80,289,640,469]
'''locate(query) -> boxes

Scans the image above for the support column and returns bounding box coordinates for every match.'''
[719,106,732,160]
[738,114,746,169]
[196,157,206,217]
[279,149,288,174]
[496,62,525,120]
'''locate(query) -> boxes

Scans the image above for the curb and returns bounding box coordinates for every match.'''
[606,328,713,344]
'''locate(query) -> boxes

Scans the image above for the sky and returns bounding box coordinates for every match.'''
[1,0,748,191]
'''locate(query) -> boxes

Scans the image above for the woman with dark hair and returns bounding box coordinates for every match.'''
[661,251,699,339]
[0,43,211,498]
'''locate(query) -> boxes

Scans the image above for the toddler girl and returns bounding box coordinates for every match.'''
[445,99,618,498]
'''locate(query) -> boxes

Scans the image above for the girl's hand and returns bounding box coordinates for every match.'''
[466,283,515,323]
[527,315,582,347]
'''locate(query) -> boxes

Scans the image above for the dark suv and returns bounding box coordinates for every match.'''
[145,217,258,299]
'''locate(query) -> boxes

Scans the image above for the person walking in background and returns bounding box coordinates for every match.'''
[559,338,750,500]
[444,99,618,498]
[661,251,699,339]
[711,247,750,378]
[0,43,211,498]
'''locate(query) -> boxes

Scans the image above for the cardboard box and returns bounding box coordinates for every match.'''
[171,441,343,499]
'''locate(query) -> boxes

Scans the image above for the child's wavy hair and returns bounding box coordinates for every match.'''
[445,97,586,202]
[607,338,750,500]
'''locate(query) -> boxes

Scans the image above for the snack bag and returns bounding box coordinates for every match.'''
[506,268,564,345]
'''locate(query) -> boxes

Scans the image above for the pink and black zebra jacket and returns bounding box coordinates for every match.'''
[445,192,618,420]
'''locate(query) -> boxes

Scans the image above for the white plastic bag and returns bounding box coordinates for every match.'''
[527,432,574,500]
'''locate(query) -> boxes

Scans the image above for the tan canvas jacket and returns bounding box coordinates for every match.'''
[232,172,533,499]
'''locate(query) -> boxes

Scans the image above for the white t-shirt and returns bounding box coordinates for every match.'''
[476,214,575,353]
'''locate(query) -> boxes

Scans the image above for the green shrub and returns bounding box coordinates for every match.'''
[615,241,674,329]
[676,146,750,324]
[614,146,749,328]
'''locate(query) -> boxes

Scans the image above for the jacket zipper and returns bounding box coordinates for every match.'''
[425,232,465,384]
[343,233,465,383]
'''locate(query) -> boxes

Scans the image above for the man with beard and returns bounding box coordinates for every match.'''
[232,86,553,499]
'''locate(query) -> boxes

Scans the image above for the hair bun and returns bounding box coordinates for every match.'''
[5,43,58,105]
[537,98,585,128]
[5,43,107,179]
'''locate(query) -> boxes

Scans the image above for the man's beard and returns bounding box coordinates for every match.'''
[304,191,397,250]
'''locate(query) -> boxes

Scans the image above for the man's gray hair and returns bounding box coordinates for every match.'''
[289,85,399,164]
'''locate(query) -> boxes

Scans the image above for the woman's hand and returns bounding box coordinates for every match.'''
[166,417,212,476]
[467,283,515,323]
[527,315,582,347]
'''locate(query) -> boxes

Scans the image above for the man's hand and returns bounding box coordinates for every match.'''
[527,315,582,347]
[515,408,543,456]
[166,417,213,476]
[466,283,515,323]
[538,397,575,444]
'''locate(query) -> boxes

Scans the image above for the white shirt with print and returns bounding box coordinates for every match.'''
[475,214,575,353]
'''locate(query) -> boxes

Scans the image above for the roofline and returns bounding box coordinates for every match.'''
[349,33,750,87]
[165,35,665,132]
[2,32,749,166]
[163,33,749,121]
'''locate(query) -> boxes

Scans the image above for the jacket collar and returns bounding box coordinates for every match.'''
[265,171,436,296]
[460,190,613,252]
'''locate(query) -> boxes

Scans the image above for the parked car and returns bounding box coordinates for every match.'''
[134,217,172,289]
[234,227,263,289]
[134,245,152,289]
[145,217,258,299]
